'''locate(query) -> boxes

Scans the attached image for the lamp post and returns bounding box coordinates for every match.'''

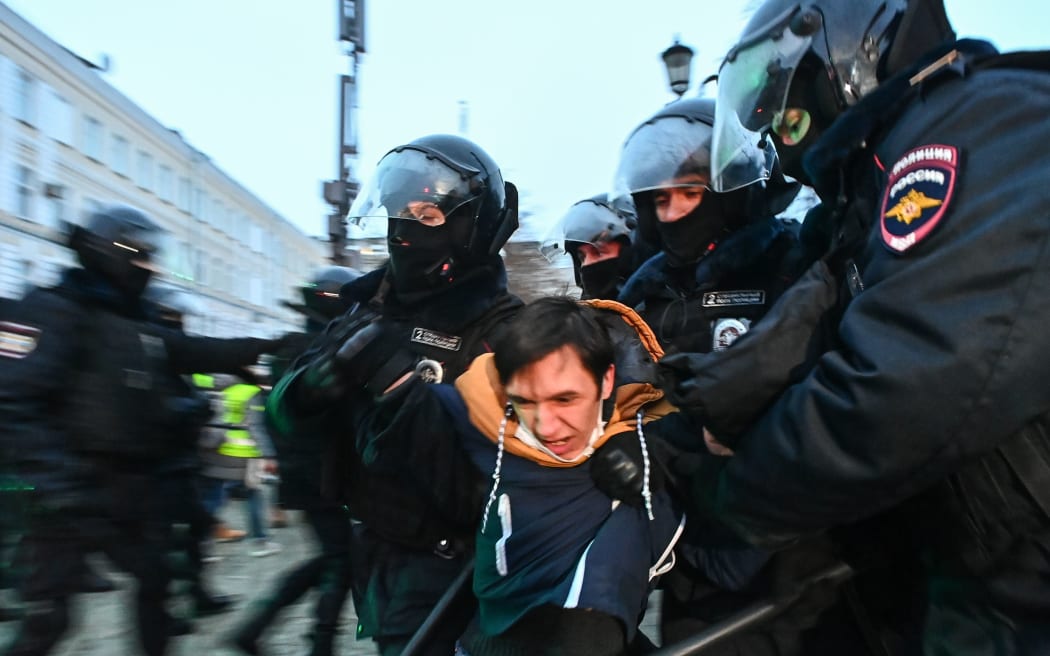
[661,37,695,98]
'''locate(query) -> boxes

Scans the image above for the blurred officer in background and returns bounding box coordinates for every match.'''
[539,194,644,300]
[0,205,287,655]
[267,134,523,655]
[678,0,1050,653]
[229,265,364,656]
[144,285,244,622]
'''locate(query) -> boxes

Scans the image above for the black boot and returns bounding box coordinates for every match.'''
[305,627,336,656]
[192,585,240,616]
[227,600,279,655]
[77,564,117,593]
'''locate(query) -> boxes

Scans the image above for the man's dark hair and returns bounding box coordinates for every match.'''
[493,296,614,389]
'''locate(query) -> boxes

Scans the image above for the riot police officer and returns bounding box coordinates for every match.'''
[612,96,803,354]
[539,194,644,300]
[267,134,523,655]
[687,0,1050,653]
[600,96,874,654]
[230,265,364,656]
[0,206,284,655]
[143,285,242,622]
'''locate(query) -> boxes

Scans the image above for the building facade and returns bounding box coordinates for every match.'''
[0,2,327,337]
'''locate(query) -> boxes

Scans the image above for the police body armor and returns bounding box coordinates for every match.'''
[64,303,183,460]
[341,296,520,553]
[626,219,798,355]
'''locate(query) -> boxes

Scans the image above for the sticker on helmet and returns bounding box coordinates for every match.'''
[712,317,750,352]
[881,144,958,253]
[0,321,41,359]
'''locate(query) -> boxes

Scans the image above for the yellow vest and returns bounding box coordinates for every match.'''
[217,383,263,458]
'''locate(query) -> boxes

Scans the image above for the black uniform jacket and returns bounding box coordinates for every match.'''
[696,41,1050,655]
[618,216,800,356]
[0,268,272,503]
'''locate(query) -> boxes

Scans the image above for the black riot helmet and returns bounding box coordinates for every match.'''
[348,134,518,296]
[712,0,955,187]
[300,265,362,321]
[540,194,637,299]
[611,97,777,268]
[69,205,165,298]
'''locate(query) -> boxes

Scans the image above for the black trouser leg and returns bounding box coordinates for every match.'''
[103,523,172,656]
[2,599,69,656]
[306,507,352,653]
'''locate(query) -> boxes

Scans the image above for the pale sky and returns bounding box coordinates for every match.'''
[5,1,1047,241]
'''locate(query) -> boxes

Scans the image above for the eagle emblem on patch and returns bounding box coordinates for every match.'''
[880,144,958,253]
[0,321,41,359]
[712,318,750,352]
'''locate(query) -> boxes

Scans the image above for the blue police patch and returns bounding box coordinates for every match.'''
[880,144,958,253]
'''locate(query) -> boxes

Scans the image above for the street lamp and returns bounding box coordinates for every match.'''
[661,38,695,98]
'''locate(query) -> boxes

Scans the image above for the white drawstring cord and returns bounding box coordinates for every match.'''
[636,409,654,521]
[481,403,513,533]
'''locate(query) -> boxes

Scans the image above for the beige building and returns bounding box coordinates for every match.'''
[0,2,327,337]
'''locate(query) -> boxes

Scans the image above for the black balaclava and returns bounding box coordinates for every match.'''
[654,192,733,268]
[579,258,621,300]
[387,207,474,299]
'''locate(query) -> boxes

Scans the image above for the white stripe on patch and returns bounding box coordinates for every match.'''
[0,322,41,359]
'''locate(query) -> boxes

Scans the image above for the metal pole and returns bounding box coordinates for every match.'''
[401,557,475,656]
[650,561,854,656]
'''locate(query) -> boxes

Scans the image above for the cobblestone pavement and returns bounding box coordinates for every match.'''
[1,501,662,655]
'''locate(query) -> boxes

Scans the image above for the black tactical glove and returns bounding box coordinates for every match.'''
[298,318,413,405]
[589,430,672,509]
[657,259,839,440]
[590,415,719,508]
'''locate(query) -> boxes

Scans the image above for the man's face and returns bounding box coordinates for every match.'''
[505,345,615,460]
[652,175,708,223]
[575,238,623,267]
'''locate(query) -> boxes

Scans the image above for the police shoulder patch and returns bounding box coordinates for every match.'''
[0,321,41,359]
[880,144,958,253]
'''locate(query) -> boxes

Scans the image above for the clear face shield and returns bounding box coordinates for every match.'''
[539,199,632,263]
[711,13,812,192]
[611,115,717,206]
[346,147,484,237]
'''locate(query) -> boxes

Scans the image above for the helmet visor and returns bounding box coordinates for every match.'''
[347,147,483,236]
[711,25,811,192]
[611,116,714,204]
[539,199,631,263]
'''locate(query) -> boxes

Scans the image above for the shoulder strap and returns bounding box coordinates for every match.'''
[974,50,1050,74]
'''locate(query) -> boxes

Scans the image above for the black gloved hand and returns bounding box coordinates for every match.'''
[590,430,668,508]
[299,318,412,403]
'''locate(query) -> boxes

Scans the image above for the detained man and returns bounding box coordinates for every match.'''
[351,296,685,655]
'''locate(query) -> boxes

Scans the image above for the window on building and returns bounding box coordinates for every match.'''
[192,186,205,219]
[43,89,74,144]
[111,135,130,177]
[13,69,37,125]
[14,165,34,219]
[196,248,209,286]
[135,151,153,190]
[44,196,64,231]
[157,165,173,202]
[83,116,103,160]
[212,200,225,232]
[177,177,191,211]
